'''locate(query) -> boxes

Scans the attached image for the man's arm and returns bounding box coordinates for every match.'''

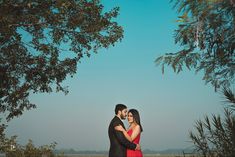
[115,125,141,142]
[115,130,137,150]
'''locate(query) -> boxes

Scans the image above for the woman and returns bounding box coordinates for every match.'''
[115,109,143,157]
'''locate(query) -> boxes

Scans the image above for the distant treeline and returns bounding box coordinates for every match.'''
[54,148,194,155]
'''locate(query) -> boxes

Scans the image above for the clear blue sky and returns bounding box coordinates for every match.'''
[6,0,222,151]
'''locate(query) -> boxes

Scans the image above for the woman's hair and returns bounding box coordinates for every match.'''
[128,109,143,132]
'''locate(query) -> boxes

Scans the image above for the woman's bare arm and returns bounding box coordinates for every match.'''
[130,125,141,141]
[115,125,132,141]
[115,125,141,142]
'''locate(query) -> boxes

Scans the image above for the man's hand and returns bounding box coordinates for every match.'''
[135,144,141,150]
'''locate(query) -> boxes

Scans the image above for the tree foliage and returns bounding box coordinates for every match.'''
[0,0,123,121]
[189,88,235,156]
[156,0,235,89]
[0,136,61,157]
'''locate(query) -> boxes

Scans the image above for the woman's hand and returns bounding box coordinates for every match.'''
[115,125,125,132]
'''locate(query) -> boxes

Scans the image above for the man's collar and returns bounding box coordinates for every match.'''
[115,115,122,121]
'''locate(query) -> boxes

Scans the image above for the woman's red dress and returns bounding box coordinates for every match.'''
[127,129,143,157]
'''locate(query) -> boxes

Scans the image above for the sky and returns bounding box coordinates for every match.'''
[6,0,224,151]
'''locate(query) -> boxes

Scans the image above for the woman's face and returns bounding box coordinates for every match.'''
[127,112,134,123]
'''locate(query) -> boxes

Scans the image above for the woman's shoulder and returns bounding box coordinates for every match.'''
[133,124,141,131]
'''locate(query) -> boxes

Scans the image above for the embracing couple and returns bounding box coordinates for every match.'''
[108,104,143,157]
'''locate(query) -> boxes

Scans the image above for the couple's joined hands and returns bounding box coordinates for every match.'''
[135,144,141,150]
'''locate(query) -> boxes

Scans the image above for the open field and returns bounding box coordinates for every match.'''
[0,154,200,157]
[0,153,200,157]
[61,155,200,157]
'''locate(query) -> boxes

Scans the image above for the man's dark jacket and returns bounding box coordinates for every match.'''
[108,116,136,157]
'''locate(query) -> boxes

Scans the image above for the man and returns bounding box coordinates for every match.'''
[108,104,141,157]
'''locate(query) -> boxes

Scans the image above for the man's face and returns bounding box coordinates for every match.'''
[120,108,128,120]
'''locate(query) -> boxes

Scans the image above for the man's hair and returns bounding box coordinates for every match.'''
[115,104,127,114]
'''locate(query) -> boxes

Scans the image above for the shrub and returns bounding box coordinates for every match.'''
[0,134,64,157]
[190,88,235,157]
